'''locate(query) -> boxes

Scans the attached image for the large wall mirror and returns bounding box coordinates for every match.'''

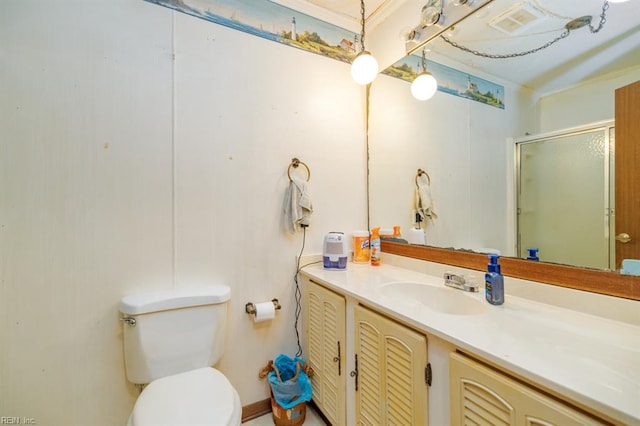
[368,0,640,300]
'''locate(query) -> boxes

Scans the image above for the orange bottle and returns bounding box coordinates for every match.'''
[370,227,381,266]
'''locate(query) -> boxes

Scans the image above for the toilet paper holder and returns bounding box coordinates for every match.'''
[245,299,281,316]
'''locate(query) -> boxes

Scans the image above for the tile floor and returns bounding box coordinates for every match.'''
[243,405,326,425]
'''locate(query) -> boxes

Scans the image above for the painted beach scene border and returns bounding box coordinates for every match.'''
[144,0,506,108]
[383,54,505,109]
[145,0,359,63]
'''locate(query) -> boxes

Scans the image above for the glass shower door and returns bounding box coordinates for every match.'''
[517,125,612,270]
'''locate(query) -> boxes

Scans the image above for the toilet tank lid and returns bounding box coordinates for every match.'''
[120,285,230,315]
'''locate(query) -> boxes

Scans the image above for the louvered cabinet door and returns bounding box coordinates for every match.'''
[305,280,346,426]
[450,352,607,426]
[354,305,429,426]
[450,352,516,426]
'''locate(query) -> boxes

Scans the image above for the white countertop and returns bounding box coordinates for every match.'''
[300,261,640,425]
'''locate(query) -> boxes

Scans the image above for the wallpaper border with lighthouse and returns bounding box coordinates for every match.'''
[144,0,505,108]
[385,55,505,109]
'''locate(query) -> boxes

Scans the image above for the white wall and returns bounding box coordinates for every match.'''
[0,1,367,424]
[369,72,535,255]
[171,8,369,407]
[538,65,640,133]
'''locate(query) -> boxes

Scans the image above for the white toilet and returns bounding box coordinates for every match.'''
[119,285,242,426]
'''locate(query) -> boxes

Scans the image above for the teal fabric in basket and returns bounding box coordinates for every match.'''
[268,354,312,409]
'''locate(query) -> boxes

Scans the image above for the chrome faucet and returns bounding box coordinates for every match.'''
[444,272,478,292]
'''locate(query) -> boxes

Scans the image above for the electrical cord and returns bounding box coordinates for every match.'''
[293,225,322,357]
[293,226,307,357]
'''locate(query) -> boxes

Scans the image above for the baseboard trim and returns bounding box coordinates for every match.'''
[242,398,271,423]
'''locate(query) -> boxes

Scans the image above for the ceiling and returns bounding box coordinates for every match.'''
[282,0,640,94]
[284,0,394,24]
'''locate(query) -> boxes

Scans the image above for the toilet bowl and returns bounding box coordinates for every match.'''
[127,368,241,426]
[120,286,241,426]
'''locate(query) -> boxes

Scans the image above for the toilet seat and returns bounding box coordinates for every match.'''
[129,367,241,426]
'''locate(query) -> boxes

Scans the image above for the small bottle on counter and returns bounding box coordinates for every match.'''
[352,230,371,263]
[485,254,504,305]
[370,227,381,266]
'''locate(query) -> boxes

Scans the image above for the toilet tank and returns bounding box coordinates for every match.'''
[120,285,230,384]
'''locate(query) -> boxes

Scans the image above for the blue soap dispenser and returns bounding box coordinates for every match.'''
[485,254,504,305]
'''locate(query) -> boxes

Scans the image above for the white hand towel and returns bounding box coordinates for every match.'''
[283,177,313,235]
[415,181,437,225]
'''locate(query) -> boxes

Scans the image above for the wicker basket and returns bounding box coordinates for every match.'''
[270,391,306,426]
[259,358,314,426]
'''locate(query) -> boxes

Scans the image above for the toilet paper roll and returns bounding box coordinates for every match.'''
[408,228,426,245]
[253,301,276,323]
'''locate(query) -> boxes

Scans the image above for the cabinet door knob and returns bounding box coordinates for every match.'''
[616,233,632,243]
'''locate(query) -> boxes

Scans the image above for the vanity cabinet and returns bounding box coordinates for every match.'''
[450,352,607,426]
[354,304,428,425]
[300,264,636,425]
[304,279,346,426]
[304,279,429,425]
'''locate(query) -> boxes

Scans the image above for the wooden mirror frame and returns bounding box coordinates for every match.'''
[382,241,640,301]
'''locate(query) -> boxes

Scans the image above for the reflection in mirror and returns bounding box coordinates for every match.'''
[411,0,640,96]
[369,65,529,258]
[516,122,614,270]
[367,1,640,297]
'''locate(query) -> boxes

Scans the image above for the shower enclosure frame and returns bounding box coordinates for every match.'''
[514,120,615,271]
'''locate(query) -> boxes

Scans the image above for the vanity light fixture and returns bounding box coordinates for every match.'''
[351,0,379,85]
[405,0,495,55]
[421,0,445,27]
[411,49,438,100]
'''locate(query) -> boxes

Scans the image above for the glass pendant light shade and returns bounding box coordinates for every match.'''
[351,0,378,85]
[351,51,379,85]
[411,71,438,100]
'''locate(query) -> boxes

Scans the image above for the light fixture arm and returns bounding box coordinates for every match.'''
[405,0,495,55]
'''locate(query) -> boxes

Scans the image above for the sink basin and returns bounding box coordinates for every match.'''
[379,281,487,315]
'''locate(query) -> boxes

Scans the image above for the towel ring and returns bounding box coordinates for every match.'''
[415,169,431,187]
[287,157,311,182]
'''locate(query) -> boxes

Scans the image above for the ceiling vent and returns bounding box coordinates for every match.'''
[488,2,545,34]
